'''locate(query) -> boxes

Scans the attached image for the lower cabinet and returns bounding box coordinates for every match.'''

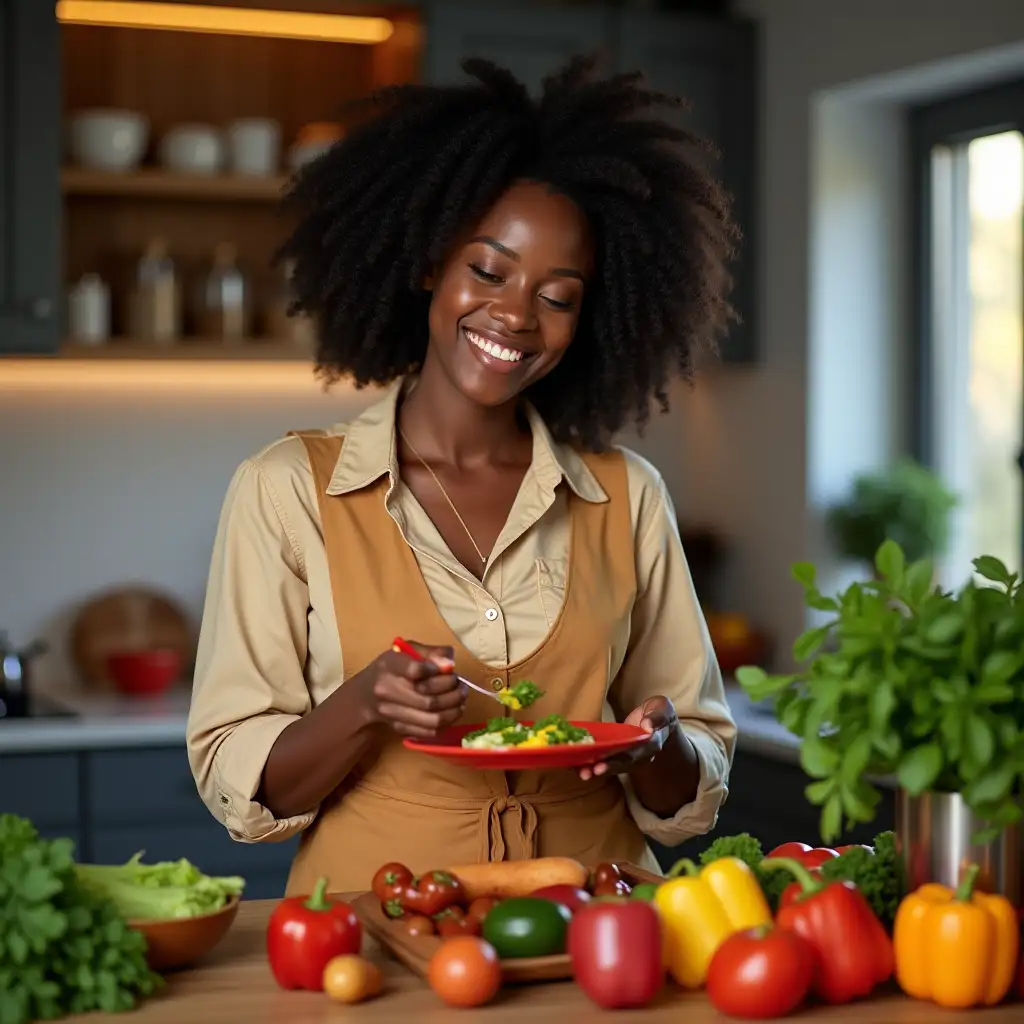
[2,744,896,896]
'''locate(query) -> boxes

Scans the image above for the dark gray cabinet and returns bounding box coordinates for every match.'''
[0,0,61,354]
[423,2,757,363]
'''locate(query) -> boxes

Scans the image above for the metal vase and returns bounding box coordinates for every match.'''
[896,789,1023,903]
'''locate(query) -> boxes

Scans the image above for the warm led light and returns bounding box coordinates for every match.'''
[56,1,394,44]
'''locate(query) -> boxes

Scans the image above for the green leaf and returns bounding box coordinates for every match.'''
[973,554,1015,587]
[793,625,830,662]
[842,778,881,822]
[791,561,816,588]
[980,650,1020,685]
[904,558,935,605]
[804,778,835,804]
[734,665,767,691]
[963,761,1015,805]
[925,612,964,644]
[897,743,944,795]
[875,539,906,584]
[965,714,995,767]
[868,680,896,733]
[820,792,843,843]
[840,732,874,786]
[800,735,839,777]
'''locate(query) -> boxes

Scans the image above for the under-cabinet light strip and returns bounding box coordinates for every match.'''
[55,1,394,44]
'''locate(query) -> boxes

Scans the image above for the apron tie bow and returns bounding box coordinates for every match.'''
[480,794,538,862]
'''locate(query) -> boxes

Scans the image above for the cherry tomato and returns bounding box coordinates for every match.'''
[435,906,480,937]
[706,925,815,1020]
[592,878,632,898]
[467,897,499,923]
[590,862,622,892]
[322,955,382,1004]
[427,936,501,1008]
[404,871,465,916]
[403,914,435,937]
[532,885,591,914]
[371,862,413,902]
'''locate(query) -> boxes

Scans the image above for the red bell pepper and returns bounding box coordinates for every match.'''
[266,876,362,990]
[568,899,663,1009]
[760,857,893,1004]
[766,842,840,869]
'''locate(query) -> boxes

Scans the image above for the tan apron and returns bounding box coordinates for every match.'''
[284,432,659,896]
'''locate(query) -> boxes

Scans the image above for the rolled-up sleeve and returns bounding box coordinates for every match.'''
[186,457,317,843]
[610,461,736,848]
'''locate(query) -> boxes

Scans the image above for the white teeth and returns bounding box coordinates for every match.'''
[465,329,524,363]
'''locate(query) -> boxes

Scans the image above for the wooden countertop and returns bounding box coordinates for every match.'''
[68,899,1018,1022]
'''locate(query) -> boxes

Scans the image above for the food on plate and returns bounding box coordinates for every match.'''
[481,897,571,958]
[655,856,773,988]
[893,863,1019,1009]
[568,899,663,1009]
[461,714,593,750]
[427,936,502,1008]
[765,841,839,869]
[531,884,591,914]
[495,679,544,710]
[445,856,589,901]
[74,850,244,919]
[266,877,362,991]
[591,861,634,898]
[0,814,162,1022]
[382,869,464,918]
[706,924,816,1020]
[322,954,382,1004]
[761,857,893,1004]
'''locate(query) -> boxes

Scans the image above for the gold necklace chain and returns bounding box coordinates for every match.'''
[398,427,487,566]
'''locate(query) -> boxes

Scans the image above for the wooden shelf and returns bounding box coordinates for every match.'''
[59,340,311,361]
[61,168,290,202]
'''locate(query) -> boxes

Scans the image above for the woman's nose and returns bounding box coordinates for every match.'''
[491,289,537,333]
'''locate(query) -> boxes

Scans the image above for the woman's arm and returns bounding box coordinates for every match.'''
[608,456,736,841]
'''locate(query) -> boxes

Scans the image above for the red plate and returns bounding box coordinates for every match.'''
[403,721,648,770]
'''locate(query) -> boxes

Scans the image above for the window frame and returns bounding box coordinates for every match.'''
[909,77,1024,468]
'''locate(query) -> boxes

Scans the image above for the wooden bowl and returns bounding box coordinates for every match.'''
[129,897,240,972]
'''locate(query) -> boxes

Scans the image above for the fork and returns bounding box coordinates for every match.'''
[391,637,506,705]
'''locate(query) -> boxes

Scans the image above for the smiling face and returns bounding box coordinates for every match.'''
[423,180,592,408]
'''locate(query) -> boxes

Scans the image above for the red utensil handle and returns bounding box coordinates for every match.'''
[391,637,423,661]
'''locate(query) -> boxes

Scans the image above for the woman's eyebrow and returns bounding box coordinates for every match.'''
[469,236,584,281]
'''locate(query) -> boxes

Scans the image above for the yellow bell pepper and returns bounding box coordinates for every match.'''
[653,856,773,988]
[894,862,1020,1008]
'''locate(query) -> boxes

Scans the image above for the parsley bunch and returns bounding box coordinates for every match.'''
[0,815,162,1024]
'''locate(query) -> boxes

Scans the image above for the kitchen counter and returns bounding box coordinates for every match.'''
[0,683,803,761]
[68,898,1018,1023]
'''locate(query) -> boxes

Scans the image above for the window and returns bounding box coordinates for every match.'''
[912,80,1024,582]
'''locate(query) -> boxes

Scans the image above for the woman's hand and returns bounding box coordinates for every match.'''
[356,641,467,738]
[578,695,678,781]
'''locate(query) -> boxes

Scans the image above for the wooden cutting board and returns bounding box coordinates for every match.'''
[353,861,664,985]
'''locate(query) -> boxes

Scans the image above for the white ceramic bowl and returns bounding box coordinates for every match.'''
[159,124,225,176]
[69,109,148,172]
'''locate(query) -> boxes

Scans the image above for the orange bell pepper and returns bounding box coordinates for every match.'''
[893,863,1019,1009]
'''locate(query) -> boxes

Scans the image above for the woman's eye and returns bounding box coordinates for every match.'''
[541,295,576,311]
[468,263,503,284]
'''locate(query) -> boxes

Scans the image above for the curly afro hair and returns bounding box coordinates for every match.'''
[278,56,739,450]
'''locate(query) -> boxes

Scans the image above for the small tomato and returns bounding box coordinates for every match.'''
[427,936,501,1008]
[322,955,382,1004]
[706,925,815,1020]
[403,914,435,937]
[371,862,413,902]
[531,885,591,914]
[466,897,499,923]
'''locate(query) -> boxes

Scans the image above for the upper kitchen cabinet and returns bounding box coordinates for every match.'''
[423,1,612,92]
[0,0,62,355]
[613,13,757,364]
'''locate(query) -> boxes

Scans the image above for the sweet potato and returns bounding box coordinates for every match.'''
[445,857,589,901]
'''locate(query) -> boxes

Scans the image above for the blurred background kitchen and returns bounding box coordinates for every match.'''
[2,0,1022,895]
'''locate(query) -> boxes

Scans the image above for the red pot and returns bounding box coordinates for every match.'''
[107,648,181,697]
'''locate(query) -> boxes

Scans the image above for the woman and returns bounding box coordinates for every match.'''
[187,57,738,896]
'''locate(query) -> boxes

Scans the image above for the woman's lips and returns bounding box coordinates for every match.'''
[462,327,533,374]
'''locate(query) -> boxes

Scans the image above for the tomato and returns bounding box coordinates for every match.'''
[835,844,874,856]
[706,925,816,1020]
[531,885,591,914]
[371,862,413,902]
[590,862,622,891]
[435,906,481,938]
[592,878,632,898]
[427,936,501,1008]
[466,897,498,923]
[322,955,382,1004]
[399,870,465,916]
[403,915,435,937]
[767,842,839,868]
[482,897,571,958]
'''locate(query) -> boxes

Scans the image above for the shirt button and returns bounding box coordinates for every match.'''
[484,607,499,621]
[491,677,504,691]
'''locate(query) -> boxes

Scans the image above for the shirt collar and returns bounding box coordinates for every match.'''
[325,376,608,504]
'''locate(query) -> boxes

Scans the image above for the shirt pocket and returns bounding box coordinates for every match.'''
[535,557,568,629]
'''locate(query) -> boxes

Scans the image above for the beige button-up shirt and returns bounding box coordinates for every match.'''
[187,379,736,850]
